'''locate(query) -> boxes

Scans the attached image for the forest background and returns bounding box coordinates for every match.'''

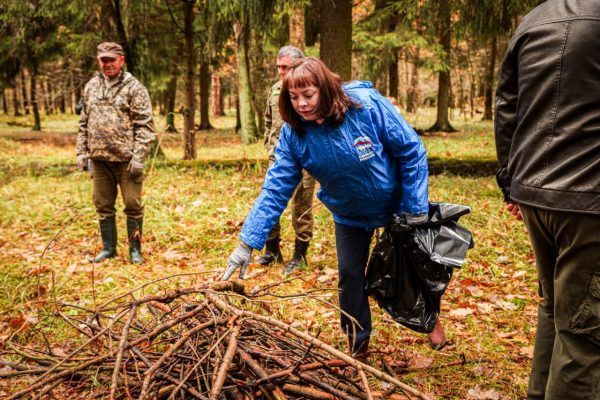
[1,1,544,399]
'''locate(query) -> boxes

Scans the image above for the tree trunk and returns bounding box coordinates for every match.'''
[406,47,421,114]
[12,84,21,116]
[111,0,137,77]
[1,89,7,114]
[235,94,241,132]
[233,21,258,144]
[289,5,305,49]
[211,75,225,117]
[30,66,41,131]
[305,0,320,47]
[198,59,212,130]
[182,0,196,160]
[388,51,399,100]
[483,36,497,121]
[320,0,352,80]
[165,62,178,132]
[45,80,54,114]
[58,81,66,114]
[428,0,455,132]
[21,69,29,115]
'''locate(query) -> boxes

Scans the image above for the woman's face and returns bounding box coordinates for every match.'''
[289,85,321,122]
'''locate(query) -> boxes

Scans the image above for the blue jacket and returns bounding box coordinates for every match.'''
[241,81,428,250]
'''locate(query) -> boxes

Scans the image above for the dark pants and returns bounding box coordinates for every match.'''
[520,204,600,400]
[334,222,374,346]
[92,160,144,220]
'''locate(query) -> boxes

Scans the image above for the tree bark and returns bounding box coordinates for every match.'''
[12,83,21,116]
[111,0,137,77]
[211,74,225,117]
[483,36,497,121]
[21,69,29,115]
[30,65,41,131]
[235,94,241,132]
[233,21,258,144]
[406,47,421,113]
[289,5,305,50]
[320,0,352,80]
[305,0,320,47]
[165,62,178,132]
[198,59,212,130]
[428,0,455,132]
[1,89,8,114]
[182,0,196,160]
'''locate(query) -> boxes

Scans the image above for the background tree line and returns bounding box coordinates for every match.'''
[0,0,542,159]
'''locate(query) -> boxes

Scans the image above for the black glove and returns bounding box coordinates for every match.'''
[403,212,428,226]
[77,154,88,171]
[221,242,253,280]
[127,159,144,179]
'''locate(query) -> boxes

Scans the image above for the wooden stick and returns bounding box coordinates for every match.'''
[209,323,241,400]
[281,383,336,399]
[237,348,287,400]
[110,304,138,400]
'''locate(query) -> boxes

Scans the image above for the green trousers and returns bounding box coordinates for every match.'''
[92,160,144,221]
[520,205,600,400]
[267,169,316,243]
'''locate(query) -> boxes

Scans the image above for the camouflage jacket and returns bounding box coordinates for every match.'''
[76,71,155,163]
[263,80,284,162]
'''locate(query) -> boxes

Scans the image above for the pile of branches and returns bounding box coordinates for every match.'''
[1,281,431,400]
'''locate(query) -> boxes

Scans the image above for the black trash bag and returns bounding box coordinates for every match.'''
[365,202,474,333]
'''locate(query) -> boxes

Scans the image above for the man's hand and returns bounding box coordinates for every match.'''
[506,202,522,221]
[77,154,88,171]
[127,159,144,179]
[403,212,428,226]
[221,242,253,281]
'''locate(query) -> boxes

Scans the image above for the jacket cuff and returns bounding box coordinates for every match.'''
[495,170,512,202]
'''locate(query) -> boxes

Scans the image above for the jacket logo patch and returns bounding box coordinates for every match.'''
[354,136,375,161]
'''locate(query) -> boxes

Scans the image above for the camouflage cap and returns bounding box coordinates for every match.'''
[97,42,123,59]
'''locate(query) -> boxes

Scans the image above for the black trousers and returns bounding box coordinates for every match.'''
[334,222,374,347]
[520,204,600,400]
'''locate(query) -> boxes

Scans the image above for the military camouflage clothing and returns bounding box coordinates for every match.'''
[264,81,284,162]
[76,71,155,163]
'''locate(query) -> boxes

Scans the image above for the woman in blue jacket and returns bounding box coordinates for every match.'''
[222,57,445,357]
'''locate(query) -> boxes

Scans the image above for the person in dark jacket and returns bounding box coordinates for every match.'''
[495,1,600,398]
[222,57,446,358]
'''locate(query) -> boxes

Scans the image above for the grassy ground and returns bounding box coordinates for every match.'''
[0,110,536,399]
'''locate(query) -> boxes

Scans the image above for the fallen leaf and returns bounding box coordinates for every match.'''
[448,308,475,319]
[519,346,534,359]
[467,387,501,400]
[496,255,510,264]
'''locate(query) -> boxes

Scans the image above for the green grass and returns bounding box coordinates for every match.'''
[0,110,537,399]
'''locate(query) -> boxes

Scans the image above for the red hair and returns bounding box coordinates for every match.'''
[279,57,357,132]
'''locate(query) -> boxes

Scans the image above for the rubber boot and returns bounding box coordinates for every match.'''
[90,217,117,262]
[255,237,283,265]
[284,239,309,274]
[348,336,370,363]
[127,218,144,264]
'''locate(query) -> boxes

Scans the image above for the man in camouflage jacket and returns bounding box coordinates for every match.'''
[257,46,316,274]
[76,42,155,264]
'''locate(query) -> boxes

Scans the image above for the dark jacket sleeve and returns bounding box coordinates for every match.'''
[494,43,520,202]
